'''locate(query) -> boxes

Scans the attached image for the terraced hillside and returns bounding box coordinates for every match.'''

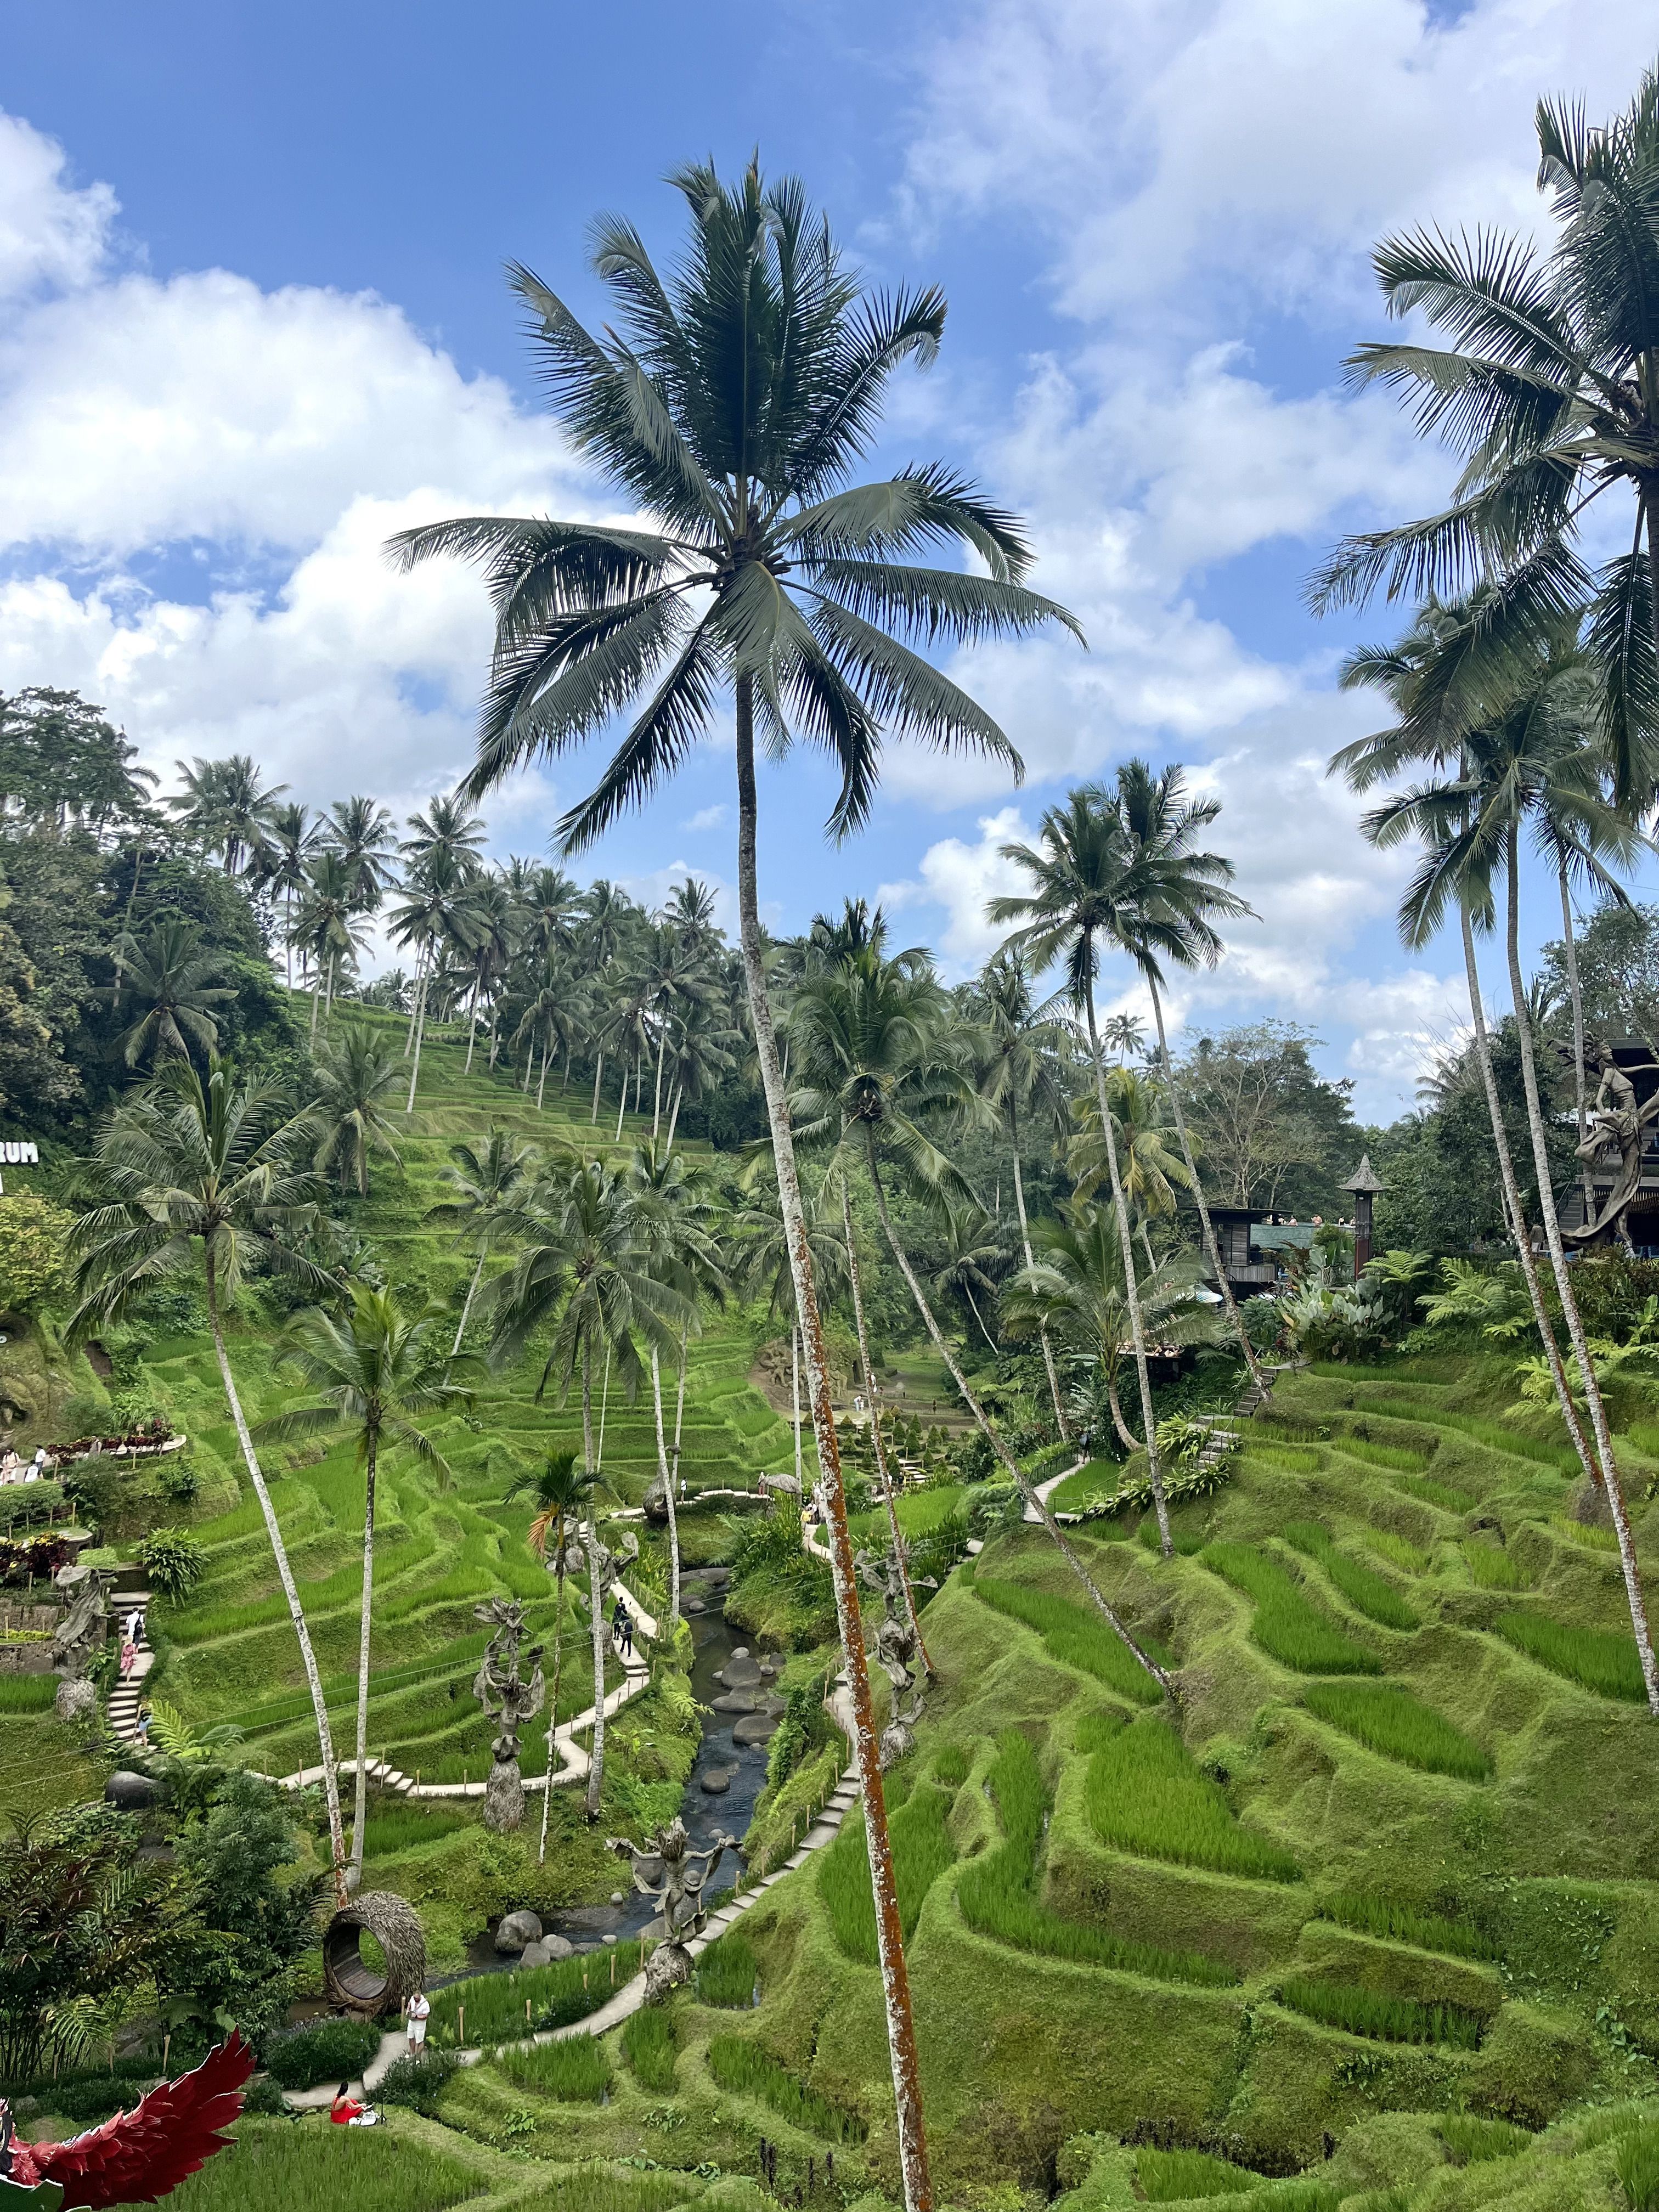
[396,1353,1659,2204]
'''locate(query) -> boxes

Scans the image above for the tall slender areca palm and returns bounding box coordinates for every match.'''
[259,1285,473,1884]
[969,949,1073,1437]
[991,792,1176,1556]
[1108,760,1266,1393]
[1336,602,1658,1713]
[389,165,1080,2209]
[294,852,369,1042]
[66,1058,351,1895]
[505,1452,600,1861]
[312,1025,404,1195]
[426,1126,540,1357]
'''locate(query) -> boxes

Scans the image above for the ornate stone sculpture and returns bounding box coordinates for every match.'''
[1560,1040,1659,1246]
[607,1816,736,2001]
[51,1563,112,1722]
[472,1598,545,1833]
[855,1547,936,1769]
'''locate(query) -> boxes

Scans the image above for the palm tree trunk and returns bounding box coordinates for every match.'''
[453,1247,486,1360]
[309,966,322,1046]
[674,1323,689,1465]
[351,1427,379,1882]
[537,1041,549,1111]
[792,1324,803,1494]
[584,1520,608,1821]
[1107,1370,1140,1453]
[596,1346,611,1477]
[325,949,338,1029]
[1460,906,1596,1486]
[1501,828,1659,1713]
[591,1051,604,1124]
[615,1062,628,1144]
[963,1282,996,1348]
[582,1344,595,1479]
[732,674,933,2212]
[405,973,429,1114]
[651,1347,680,1634]
[488,1005,500,1070]
[1145,977,1268,1395]
[1558,858,1596,1226]
[653,1027,666,1142]
[1082,973,1171,1556]
[665,1080,684,1156]
[1139,1224,1157,1274]
[1008,1113,1069,1441]
[203,1246,347,1899]
[840,1172,930,1673]
[403,945,422,1056]
[864,1133,1172,1698]
[464,980,480,1074]
[538,1561,565,1864]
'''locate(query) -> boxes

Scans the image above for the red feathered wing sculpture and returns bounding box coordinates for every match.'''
[2,2032,253,2209]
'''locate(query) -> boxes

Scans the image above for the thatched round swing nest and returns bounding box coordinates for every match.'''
[322,1889,426,2016]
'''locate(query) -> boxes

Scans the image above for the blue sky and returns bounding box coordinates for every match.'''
[1,1,1655,1117]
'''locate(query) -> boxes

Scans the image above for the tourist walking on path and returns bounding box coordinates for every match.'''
[612,1598,633,1660]
[404,1991,430,2055]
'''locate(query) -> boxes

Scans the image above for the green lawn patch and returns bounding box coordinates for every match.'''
[696,1929,758,2008]
[1202,1543,1381,1674]
[1276,1977,1486,2047]
[1048,1458,1123,1513]
[1463,1538,1532,1590]
[819,1779,955,1963]
[1241,1440,1325,1475]
[162,2118,484,2212]
[1136,2145,1257,2198]
[930,1742,970,1786]
[1308,1361,1454,1385]
[1085,1714,1301,1882]
[360,1803,475,1858]
[495,2034,612,2101]
[1335,1436,1432,1475]
[706,2035,867,2142]
[622,2004,678,2091]
[973,1576,1167,1705]
[1389,1472,1475,1514]
[429,1940,644,2045]
[1494,1611,1648,1701]
[1363,1401,1577,1476]
[1282,1522,1417,1630]
[1301,1681,1489,1780]
[1317,1892,1496,1960]
[0,1675,57,1714]
[958,1730,1238,1987]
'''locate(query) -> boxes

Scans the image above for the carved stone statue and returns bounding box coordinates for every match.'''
[51,1564,112,1722]
[855,1548,936,1769]
[472,1598,545,1832]
[1561,1040,1659,1246]
[607,1816,736,2002]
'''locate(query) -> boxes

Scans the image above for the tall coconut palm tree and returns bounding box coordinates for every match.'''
[486,1154,686,1816]
[460,875,517,1074]
[168,754,285,877]
[106,918,235,1068]
[387,847,474,1108]
[388,168,1080,2205]
[505,1451,601,1861]
[513,948,589,1108]
[969,949,1073,1437]
[324,795,399,915]
[294,851,369,1042]
[425,1126,540,1356]
[258,1285,473,1884]
[257,802,322,985]
[1342,612,1658,1713]
[1068,1066,1194,1272]
[789,944,1172,1696]
[66,1058,350,1897]
[1310,65,1659,801]
[930,1195,1007,1350]
[1108,759,1266,1393]
[991,792,1176,1556]
[312,1025,404,1196]
[1003,1203,1223,1454]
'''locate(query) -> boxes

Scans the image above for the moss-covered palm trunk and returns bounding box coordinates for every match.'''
[651,1345,680,1634]
[733,676,933,2212]
[351,1425,380,1884]
[1500,830,1659,1713]
[1080,972,1171,1556]
[1007,1099,1070,1440]
[538,1557,566,1863]
[204,1246,348,1900]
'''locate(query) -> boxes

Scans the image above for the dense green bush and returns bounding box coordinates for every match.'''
[138,1526,206,1605]
[974,1576,1167,1704]
[1495,1611,1647,1701]
[1203,1543,1380,1674]
[959,1731,1238,1988]
[496,2034,612,2101]
[706,2035,866,2142]
[1301,1681,1489,1780]
[1276,1977,1486,2047]
[374,2049,461,2116]
[264,2017,383,2089]
[1085,1715,1301,1882]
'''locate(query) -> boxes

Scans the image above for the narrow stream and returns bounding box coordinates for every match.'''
[454,1566,782,1976]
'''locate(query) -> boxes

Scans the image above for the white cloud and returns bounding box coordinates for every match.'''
[0,113,114,302]
[681,804,728,832]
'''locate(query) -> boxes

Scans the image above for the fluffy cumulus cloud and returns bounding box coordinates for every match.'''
[0,111,587,826]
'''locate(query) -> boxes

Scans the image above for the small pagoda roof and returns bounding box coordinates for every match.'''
[1339,1153,1384,1195]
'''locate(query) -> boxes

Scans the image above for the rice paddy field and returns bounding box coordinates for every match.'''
[21,1012,1659,2211]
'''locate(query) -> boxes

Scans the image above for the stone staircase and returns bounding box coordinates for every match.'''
[106,1593,153,1742]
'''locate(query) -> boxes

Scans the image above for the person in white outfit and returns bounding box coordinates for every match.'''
[405,1990,430,2054]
